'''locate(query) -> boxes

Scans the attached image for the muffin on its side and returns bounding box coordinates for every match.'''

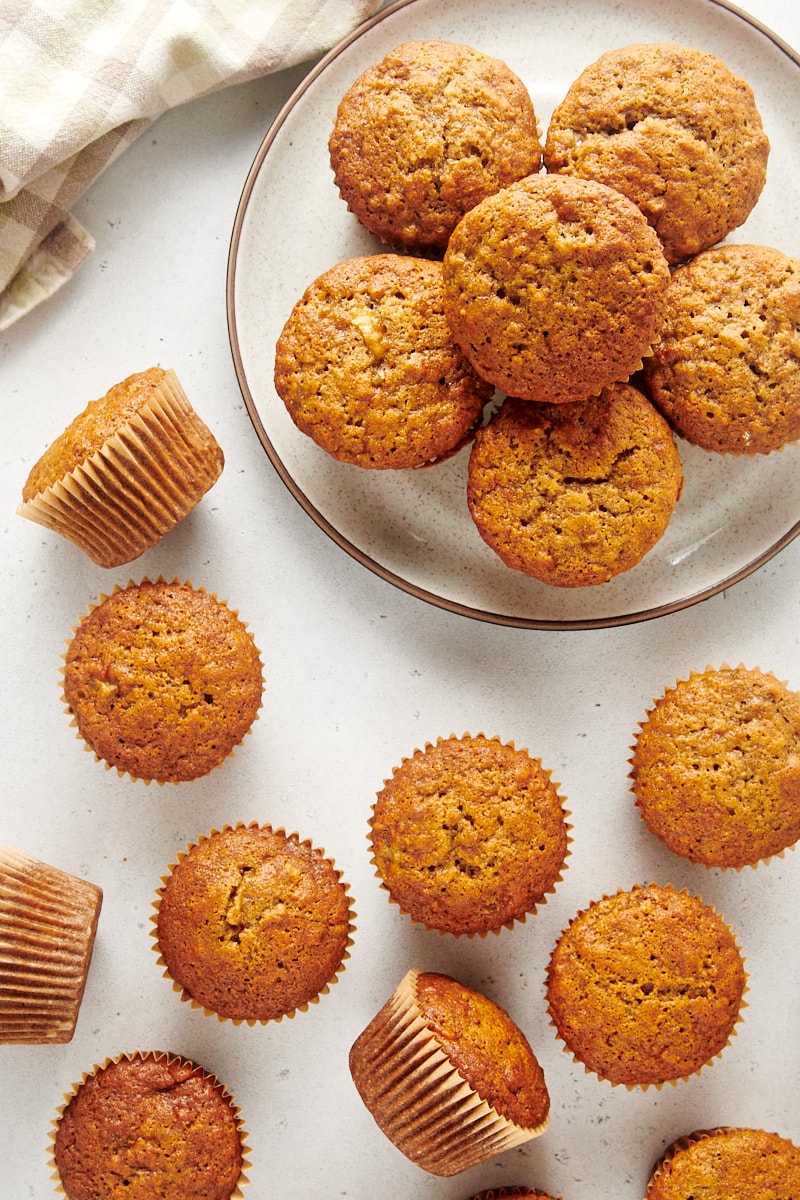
[62,579,263,784]
[545,884,746,1087]
[467,387,683,587]
[644,1127,800,1199]
[329,40,542,252]
[442,174,670,404]
[544,42,769,264]
[0,844,102,1044]
[154,822,355,1023]
[274,254,493,468]
[349,967,550,1176]
[642,244,800,455]
[369,734,569,936]
[51,1050,248,1200]
[630,665,800,868]
[18,368,224,569]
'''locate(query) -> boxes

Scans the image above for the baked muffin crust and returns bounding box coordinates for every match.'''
[370,734,569,935]
[545,884,746,1086]
[53,1052,244,1200]
[63,581,262,783]
[467,387,683,587]
[442,174,670,403]
[544,42,769,264]
[329,40,542,250]
[156,824,353,1022]
[414,972,549,1128]
[631,666,800,867]
[274,254,493,468]
[645,1127,800,1199]
[642,243,800,454]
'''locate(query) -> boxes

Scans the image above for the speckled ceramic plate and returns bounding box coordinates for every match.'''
[227,0,800,629]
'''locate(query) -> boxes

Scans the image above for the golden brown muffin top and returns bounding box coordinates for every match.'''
[645,1127,800,1199]
[631,666,800,867]
[63,581,263,784]
[544,42,769,264]
[442,174,670,404]
[156,824,353,1022]
[370,734,569,935]
[467,387,683,587]
[545,884,746,1086]
[274,254,492,468]
[415,971,550,1130]
[329,40,542,250]
[22,368,170,501]
[53,1052,243,1200]
[642,244,800,455]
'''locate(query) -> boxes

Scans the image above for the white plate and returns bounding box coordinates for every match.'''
[227,0,800,629]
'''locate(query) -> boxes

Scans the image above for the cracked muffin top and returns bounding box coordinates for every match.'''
[154,823,354,1023]
[631,665,800,868]
[53,1051,245,1200]
[642,243,800,455]
[63,581,263,784]
[644,1127,800,1200]
[442,174,670,404]
[467,386,683,588]
[329,40,542,251]
[274,254,493,469]
[369,733,569,936]
[545,884,747,1087]
[543,42,769,264]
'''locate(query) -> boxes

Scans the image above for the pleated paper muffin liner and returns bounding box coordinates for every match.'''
[18,369,224,569]
[60,578,263,785]
[0,844,102,1044]
[152,821,356,1024]
[368,732,572,938]
[49,1049,250,1199]
[629,662,800,870]
[544,883,749,1091]
[349,967,549,1177]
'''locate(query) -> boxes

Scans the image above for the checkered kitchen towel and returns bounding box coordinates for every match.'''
[0,0,382,331]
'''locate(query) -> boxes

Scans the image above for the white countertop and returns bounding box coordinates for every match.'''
[2,1,799,1197]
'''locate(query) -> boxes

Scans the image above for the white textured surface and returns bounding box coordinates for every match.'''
[2,2,800,1197]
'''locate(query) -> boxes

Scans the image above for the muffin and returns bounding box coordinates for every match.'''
[18,367,224,568]
[369,734,569,936]
[154,822,355,1023]
[545,884,747,1087]
[543,42,770,264]
[329,40,542,251]
[349,967,550,1176]
[642,244,800,454]
[467,387,683,587]
[630,665,800,868]
[0,844,102,1044]
[62,579,263,784]
[51,1050,248,1200]
[468,1191,561,1200]
[274,254,493,468]
[644,1127,800,1198]
[442,174,671,403]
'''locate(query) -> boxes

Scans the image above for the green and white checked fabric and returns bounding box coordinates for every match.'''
[0,0,382,331]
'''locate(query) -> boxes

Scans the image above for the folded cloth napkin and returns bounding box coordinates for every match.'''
[0,0,383,331]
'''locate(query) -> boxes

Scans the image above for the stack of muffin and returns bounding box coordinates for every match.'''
[274,38,800,589]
